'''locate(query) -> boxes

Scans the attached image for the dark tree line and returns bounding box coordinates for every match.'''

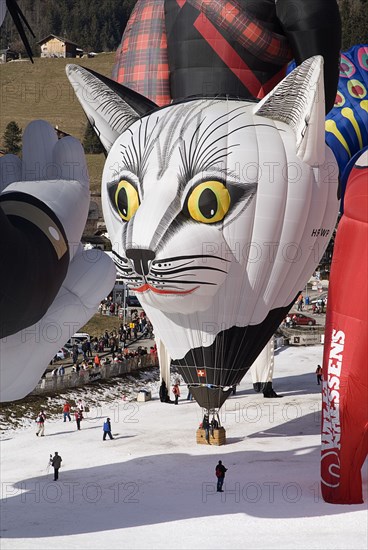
[1,1,367,56]
[0,0,137,53]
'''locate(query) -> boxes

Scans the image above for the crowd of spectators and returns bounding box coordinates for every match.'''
[48,308,157,381]
[97,299,143,319]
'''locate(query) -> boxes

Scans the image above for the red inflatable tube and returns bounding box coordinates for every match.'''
[321,150,368,504]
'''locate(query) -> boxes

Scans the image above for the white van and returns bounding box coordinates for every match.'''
[70,332,90,344]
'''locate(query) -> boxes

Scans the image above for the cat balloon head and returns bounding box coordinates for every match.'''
[67,57,338,318]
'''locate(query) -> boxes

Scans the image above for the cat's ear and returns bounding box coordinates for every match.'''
[253,56,326,166]
[66,65,158,153]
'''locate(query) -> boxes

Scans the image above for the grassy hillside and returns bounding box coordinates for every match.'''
[79,313,123,339]
[0,54,115,193]
[85,153,106,194]
[0,53,115,139]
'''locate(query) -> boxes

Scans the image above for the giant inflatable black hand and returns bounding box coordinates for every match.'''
[0,121,116,401]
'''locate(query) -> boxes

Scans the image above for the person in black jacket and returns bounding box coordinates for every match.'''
[159,379,169,402]
[202,414,210,443]
[51,452,62,481]
[215,460,228,492]
[316,365,323,385]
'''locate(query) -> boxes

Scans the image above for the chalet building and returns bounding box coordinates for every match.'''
[38,35,83,58]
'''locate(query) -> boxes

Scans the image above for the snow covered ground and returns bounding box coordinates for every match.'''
[1,344,367,549]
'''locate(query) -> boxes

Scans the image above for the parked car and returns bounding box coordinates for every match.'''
[291,313,316,326]
[70,332,90,343]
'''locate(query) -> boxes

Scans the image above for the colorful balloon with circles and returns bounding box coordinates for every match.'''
[325,45,368,183]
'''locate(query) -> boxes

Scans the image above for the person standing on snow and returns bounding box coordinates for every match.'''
[75,410,83,430]
[103,417,114,440]
[215,460,228,492]
[159,379,169,403]
[77,398,87,416]
[316,365,323,385]
[51,452,62,481]
[36,410,46,436]
[63,402,71,422]
[186,385,193,401]
[172,382,180,405]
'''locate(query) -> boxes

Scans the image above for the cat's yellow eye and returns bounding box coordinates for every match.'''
[115,180,140,221]
[187,181,231,224]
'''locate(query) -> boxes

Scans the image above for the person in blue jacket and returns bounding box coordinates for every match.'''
[103,418,114,440]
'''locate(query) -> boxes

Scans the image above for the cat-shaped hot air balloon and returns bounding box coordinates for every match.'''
[67,55,339,413]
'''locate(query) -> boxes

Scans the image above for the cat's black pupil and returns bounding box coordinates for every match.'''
[199,188,217,219]
[117,187,128,216]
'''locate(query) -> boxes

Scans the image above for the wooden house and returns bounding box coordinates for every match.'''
[38,35,82,58]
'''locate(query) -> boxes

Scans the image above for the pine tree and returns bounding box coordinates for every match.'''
[82,121,104,154]
[3,121,22,155]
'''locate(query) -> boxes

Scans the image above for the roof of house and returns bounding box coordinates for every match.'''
[37,34,79,47]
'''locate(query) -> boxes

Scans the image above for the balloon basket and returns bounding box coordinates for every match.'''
[196,427,226,446]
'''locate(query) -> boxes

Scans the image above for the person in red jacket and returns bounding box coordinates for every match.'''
[75,410,83,430]
[63,402,71,422]
[172,382,180,405]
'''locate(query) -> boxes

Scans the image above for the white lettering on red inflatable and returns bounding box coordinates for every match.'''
[321,329,345,487]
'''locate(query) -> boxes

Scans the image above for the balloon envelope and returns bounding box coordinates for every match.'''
[73,0,343,412]
[325,45,368,178]
[96,60,339,410]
